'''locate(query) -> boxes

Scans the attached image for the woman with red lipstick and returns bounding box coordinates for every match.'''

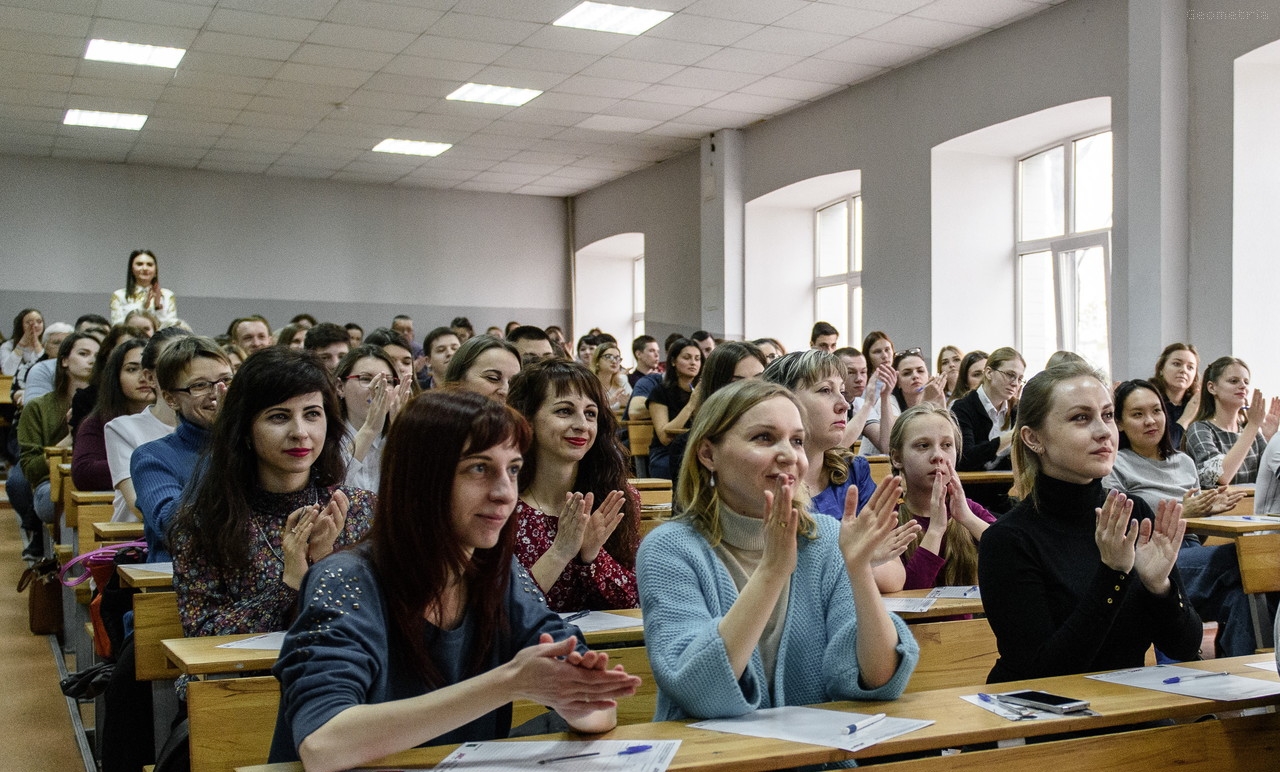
[1185,356,1280,488]
[889,404,995,590]
[170,347,374,638]
[637,379,919,720]
[269,390,640,770]
[507,359,641,611]
[978,361,1202,682]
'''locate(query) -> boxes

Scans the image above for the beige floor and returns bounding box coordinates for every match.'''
[1,507,89,771]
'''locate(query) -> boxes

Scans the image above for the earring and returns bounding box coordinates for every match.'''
[709,472,716,488]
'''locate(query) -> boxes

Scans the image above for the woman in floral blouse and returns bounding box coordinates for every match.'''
[506,359,640,611]
[170,347,374,637]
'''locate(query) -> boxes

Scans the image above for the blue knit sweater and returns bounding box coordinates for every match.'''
[637,515,919,721]
[131,418,209,563]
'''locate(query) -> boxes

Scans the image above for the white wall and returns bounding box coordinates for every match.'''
[0,155,570,336]
[574,232,640,359]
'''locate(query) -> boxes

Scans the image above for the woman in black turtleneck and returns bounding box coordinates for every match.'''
[978,361,1202,683]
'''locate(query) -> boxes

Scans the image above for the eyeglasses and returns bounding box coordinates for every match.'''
[345,373,400,387]
[601,354,622,363]
[171,375,233,397]
[994,369,1025,385]
[901,347,923,357]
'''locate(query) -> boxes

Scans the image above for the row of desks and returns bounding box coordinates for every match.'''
[236,653,1280,772]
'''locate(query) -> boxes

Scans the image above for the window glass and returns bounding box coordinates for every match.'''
[1073,132,1112,232]
[1019,146,1064,241]
[817,201,849,277]
[1019,250,1056,376]
[815,285,848,341]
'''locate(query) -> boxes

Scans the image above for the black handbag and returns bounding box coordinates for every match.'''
[17,556,62,636]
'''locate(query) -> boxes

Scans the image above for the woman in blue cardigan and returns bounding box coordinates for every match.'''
[637,380,919,721]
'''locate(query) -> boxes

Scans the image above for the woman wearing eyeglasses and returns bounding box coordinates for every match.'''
[590,342,631,414]
[952,347,1025,473]
[335,345,404,492]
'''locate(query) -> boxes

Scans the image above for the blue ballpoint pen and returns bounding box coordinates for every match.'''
[1163,671,1229,684]
[537,744,653,764]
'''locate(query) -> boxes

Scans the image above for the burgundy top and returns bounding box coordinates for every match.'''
[902,498,997,590]
[71,413,113,492]
[513,498,639,612]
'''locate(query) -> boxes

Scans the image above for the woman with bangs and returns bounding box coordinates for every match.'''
[646,337,704,479]
[269,390,640,771]
[507,359,641,611]
[637,379,919,721]
[589,340,632,414]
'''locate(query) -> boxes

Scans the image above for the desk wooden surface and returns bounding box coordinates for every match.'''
[93,521,144,541]
[885,588,985,620]
[119,563,174,589]
[237,654,1279,772]
[955,470,1014,485]
[1185,515,1280,538]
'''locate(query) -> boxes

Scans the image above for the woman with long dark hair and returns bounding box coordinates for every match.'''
[1150,343,1199,450]
[646,337,702,479]
[71,338,152,498]
[268,390,640,771]
[507,359,641,611]
[110,249,176,326]
[169,347,373,637]
[334,344,401,491]
[1184,356,1280,488]
[1,308,44,376]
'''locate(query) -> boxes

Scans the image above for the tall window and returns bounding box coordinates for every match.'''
[1016,131,1112,374]
[631,255,645,340]
[815,195,863,347]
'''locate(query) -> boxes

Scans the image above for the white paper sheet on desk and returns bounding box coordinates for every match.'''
[431,739,679,771]
[1203,515,1280,523]
[927,585,980,599]
[1247,661,1279,673]
[883,597,935,613]
[1087,664,1280,700]
[558,611,641,633]
[131,561,173,575]
[689,706,932,753]
[215,631,286,651]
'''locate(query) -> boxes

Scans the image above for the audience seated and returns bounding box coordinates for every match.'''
[334,344,400,492]
[646,337,702,480]
[442,334,521,403]
[1185,356,1280,488]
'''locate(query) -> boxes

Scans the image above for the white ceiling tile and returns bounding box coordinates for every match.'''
[544,165,615,180]
[200,160,274,174]
[492,46,599,75]
[221,124,308,142]
[325,1,445,32]
[0,7,91,37]
[323,105,417,126]
[598,99,690,121]
[695,47,804,76]
[740,76,844,101]
[128,149,203,166]
[179,52,284,77]
[427,13,541,45]
[646,13,760,46]
[630,83,726,107]
[294,131,373,148]
[0,29,89,57]
[149,101,241,122]
[519,26,630,57]
[0,52,79,77]
[310,116,398,137]
[256,79,356,102]
[571,155,649,171]
[401,35,512,64]
[445,144,518,161]
[1,0,96,14]
[265,165,333,178]
[289,43,395,71]
[169,70,267,96]
[734,26,847,56]
[579,56,684,83]
[275,62,372,88]
[341,89,443,112]
[342,159,424,175]
[0,105,63,123]
[96,0,213,28]
[215,0,339,21]
[859,14,983,48]
[273,153,351,169]
[504,106,591,127]
[683,0,810,25]
[213,137,295,154]
[577,115,661,132]
[612,36,719,66]
[546,128,619,146]
[331,170,411,184]
[362,72,459,97]
[381,55,485,82]
[816,36,932,66]
[911,0,1043,28]
[306,22,419,53]
[465,133,539,151]
[69,75,167,101]
[705,92,801,115]
[236,110,325,130]
[191,31,302,61]
[661,66,760,91]
[8,71,73,93]
[0,87,69,109]
[517,184,579,196]
[526,92,618,113]
[676,105,768,128]
[454,180,521,193]
[511,150,581,165]
[469,171,541,185]
[479,120,562,138]
[136,128,219,146]
[65,93,156,114]
[242,95,337,118]
[452,0,578,24]
[141,116,230,134]
[554,75,648,99]
[775,57,883,85]
[470,65,568,91]
[89,18,200,48]
[414,99,512,122]
[776,3,897,36]
[53,144,133,162]
[424,155,496,171]
[205,9,319,42]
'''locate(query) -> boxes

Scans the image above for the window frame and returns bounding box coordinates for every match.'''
[813,193,863,347]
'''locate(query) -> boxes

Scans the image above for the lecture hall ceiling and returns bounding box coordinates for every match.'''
[0,0,1065,195]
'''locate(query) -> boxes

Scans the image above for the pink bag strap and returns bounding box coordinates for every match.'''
[59,541,148,587]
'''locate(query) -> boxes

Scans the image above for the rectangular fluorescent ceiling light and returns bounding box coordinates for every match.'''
[85,38,185,68]
[373,138,452,157]
[553,1,672,35]
[446,83,542,106]
[63,109,147,130]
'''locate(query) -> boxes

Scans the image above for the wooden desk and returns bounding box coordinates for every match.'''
[1187,515,1280,650]
[956,470,1014,486]
[885,588,985,620]
[93,521,144,541]
[577,608,644,647]
[1184,515,1280,539]
[119,563,174,590]
[237,654,1280,772]
[165,634,280,677]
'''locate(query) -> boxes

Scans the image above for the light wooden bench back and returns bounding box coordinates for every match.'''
[134,591,184,681]
[187,675,280,772]
[626,421,654,459]
[65,488,113,529]
[512,644,657,727]
[905,617,998,693]
[77,504,117,558]
[866,455,892,483]
[1237,533,1280,594]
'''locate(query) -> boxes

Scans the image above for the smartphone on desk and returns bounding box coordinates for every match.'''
[998,690,1090,714]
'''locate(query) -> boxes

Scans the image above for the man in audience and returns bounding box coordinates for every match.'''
[304,322,351,373]
[229,315,272,354]
[835,346,868,412]
[504,320,522,337]
[630,335,660,387]
[344,322,363,346]
[450,316,475,343]
[811,321,840,353]
[391,314,422,357]
[77,313,112,340]
[691,330,717,359]
[508,325,557,366]
[131,337,232,563]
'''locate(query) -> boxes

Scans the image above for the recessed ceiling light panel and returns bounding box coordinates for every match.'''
[446,83,543,107]
[373,138,452,157]
[63,109,147,130]
[85,39,185,68]
[553,1,673,35]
